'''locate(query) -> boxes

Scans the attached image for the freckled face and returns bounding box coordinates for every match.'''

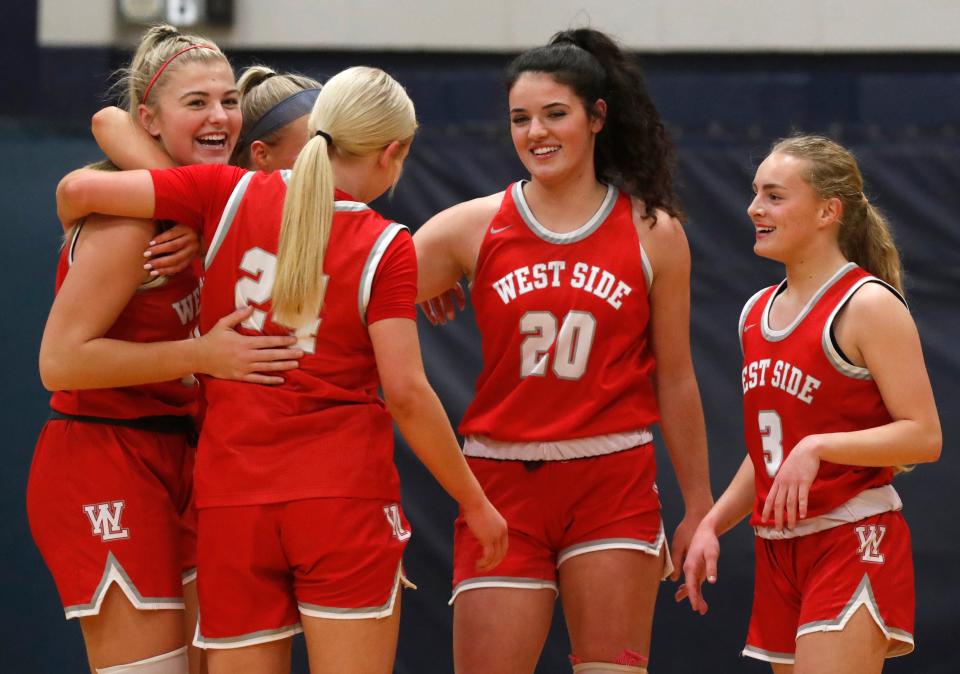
[508,72,604,186]
[747,152,829,262]
[142,59,241,166]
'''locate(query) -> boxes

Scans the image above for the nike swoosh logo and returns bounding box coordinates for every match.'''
[490,225,512,235]
[744,323,757,331]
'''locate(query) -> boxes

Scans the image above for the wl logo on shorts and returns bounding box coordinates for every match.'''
[83,500,130,542]
[383,504,411,541]
[855,524,886,564]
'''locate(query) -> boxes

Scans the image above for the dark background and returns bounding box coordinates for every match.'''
[3,3,958,672]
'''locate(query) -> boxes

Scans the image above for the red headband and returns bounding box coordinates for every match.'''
[142,44,217,103]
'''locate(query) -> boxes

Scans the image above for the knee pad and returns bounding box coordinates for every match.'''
[96,646,188,674]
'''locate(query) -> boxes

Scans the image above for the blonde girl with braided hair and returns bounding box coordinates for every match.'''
[29,25,301,674]
[680,135,941,673]
[56,65,507,674]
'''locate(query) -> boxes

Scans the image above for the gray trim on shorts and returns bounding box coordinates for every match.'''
[64,552,183,619]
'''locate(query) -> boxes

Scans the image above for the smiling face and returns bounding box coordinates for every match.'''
[508,72,604,186]
[139,59,241,166]
[748,151,840,263]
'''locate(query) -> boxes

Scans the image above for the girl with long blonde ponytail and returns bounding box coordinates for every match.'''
[55,65,506,674]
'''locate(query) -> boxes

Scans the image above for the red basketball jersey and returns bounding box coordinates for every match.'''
[459,182,658,442]
[740,263,895,525]
[49,224,200,419]
[150,165,416,508]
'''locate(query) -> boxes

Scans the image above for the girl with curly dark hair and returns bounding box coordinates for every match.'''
[415,28,713,674]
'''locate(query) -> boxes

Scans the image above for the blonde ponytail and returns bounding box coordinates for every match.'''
[772,135,904,294]
[271,66,417,327]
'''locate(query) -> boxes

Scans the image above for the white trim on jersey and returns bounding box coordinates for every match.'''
[796,574,915,655]
[449,577,559,605]
[67,223,83,266]
[463,428,653,461]
[298,562,405,620]
[203,171,256,270]
[357,223,408,326]
[513,181,617,245]
[63,551,184,619]
[760,262,856,342]
[738,286,769,354]
[821,277,907,380]
[193,621,303,650]
[335,200,371,212]
[639,243,653,293]
[753,485,902,540]
[181,567,197,586]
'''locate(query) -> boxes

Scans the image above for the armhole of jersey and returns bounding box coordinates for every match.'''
[639,242,653,294]
[358,223,409,326]
[738,287,768,354]
[203,171,255,270]
[66,222,84,266]
[821,277,906,380]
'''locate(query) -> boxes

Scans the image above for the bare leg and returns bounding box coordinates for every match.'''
[79,584,185,671]
[793,605,887,674]
[300,593,401,674]
[206,638,291,674]
[771,664,794,674]
[454,588,556,674]
[559,549,662,665]
[182,580,205,674]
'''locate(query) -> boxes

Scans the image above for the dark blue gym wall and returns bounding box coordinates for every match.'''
[4,3,959,671]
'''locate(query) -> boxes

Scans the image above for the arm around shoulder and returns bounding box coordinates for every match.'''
[57,168,156,227]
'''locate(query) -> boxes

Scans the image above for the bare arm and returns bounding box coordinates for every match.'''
[639,208,714,576]
[56,169,156,227]
[92,106,175,170]
[370,317,507,570]
[412,194,500,302]
[39,215,301,390]
[678,455,755,614]
[763,283,942,529]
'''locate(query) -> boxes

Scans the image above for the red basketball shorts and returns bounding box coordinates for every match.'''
[194,497,411,649]
[743,511,914,664]
[451,444,665,602]
[27,418,197,619]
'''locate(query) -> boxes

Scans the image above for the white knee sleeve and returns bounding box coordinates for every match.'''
[572,663,646,673]
[96,646,188,674]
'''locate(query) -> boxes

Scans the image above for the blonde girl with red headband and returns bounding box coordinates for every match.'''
[28,25,301,674]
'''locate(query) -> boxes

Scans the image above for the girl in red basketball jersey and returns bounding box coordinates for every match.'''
[30,26,300,674]
[57,65,508,674]
[679,136,941,673]
[90,65,322,277]
[414,29,713,674]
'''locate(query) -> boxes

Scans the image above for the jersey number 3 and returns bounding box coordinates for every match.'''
[234,247,320,353]
[520,310,596,380]
[757,410,784,477]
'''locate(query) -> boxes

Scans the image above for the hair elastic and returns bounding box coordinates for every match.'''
[239,88,321,148]
[315,129,333,144]
[142,44,217,103]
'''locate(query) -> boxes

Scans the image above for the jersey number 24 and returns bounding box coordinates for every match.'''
[234,247,320,353]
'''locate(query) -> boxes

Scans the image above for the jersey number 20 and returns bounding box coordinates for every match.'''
[234,247,320,353]
[520,310,596,380]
